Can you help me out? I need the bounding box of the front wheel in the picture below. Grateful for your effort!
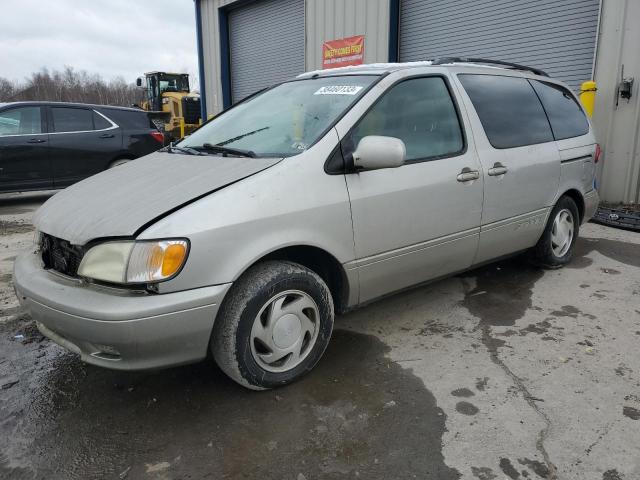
[211,261,334,390]
[530,195,580,268]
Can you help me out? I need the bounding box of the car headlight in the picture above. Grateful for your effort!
[77,239,189,284]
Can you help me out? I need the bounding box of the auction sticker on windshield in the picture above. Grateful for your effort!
[314,85,364,95]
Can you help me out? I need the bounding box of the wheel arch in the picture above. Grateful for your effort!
[108,153,136,169]
[243,245,351,315]
[560,188,585,223]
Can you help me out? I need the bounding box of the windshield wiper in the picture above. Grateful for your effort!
[195,143,257,158]
[162,143,204,156]
[216,126,270,146]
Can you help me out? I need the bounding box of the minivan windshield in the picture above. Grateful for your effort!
[181,75,377,157]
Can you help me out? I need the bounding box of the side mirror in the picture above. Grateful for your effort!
[352,136,406,171]
[136,77,143,87]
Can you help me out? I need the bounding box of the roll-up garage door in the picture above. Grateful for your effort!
[228,0,305,103]
[399,0,600,91]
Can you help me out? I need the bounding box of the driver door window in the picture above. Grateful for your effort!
[349,76,464,162]
[0,106,43,136]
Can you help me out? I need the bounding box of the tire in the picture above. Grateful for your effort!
[530,195,580,268]
[108,158,131,168]
[211,260,334,390]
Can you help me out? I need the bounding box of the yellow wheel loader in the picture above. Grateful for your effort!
[136,72,201,140]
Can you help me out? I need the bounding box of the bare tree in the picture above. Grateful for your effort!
[5,67,143,106]
[0,77,16,101]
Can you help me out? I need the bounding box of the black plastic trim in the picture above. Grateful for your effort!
[560,155,592,164]
[432,57,549,77]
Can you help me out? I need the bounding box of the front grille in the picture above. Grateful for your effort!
[182,97,201,124]
[41,233,84,277]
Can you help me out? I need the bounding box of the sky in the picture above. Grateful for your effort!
[0,0,199,87]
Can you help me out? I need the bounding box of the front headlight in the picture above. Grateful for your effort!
[77,239,189,284]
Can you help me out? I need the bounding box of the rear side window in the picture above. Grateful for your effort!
[458,74,553,149]
[51,107,94,133]
[350,76,464,162]
[530,80,589,140]
[0,107,42,135]
[102,109,155,130]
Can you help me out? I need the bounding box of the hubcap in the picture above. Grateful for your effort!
[250,290,320,373]
[551,208,574,257]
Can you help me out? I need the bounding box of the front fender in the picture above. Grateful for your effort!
[139,131,356,295]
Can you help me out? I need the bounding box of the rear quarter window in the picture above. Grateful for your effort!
[530,80,589,140]
[93,111,112,130]
[99,109,155,130]
[458,74,554,149]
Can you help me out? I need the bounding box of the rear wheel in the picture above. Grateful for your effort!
[211,261,334,390]
[530,195,580,268]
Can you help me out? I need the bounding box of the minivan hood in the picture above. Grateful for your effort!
[33,151,281,245]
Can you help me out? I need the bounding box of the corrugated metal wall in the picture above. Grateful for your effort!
[398,0,600,92]
[229,0,305,102]
[592,0,640,203]
[305,0,390,71]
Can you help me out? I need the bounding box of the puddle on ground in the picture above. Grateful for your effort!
[460,257,544,328]
[458,236,632,359]
[499,458,520,479]
[458,256,545,361]
[569,237,640,269]
[0,322,460,480]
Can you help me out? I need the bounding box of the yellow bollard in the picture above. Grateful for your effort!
[579,80,597,118]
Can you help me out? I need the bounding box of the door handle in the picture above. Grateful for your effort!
[99,133,115,139]
[487,162,508,176]
[27,138,46,144]
[457,168,480,182]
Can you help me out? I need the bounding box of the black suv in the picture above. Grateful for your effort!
[0,101,165,193]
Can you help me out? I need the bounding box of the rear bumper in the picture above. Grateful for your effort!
[583,189,600,223]
[13,250,231,370]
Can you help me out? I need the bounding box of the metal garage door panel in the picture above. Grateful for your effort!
[399,0,600,91]
[229,0,305,103]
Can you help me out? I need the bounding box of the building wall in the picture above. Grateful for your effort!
[199,0,391,116]
[305,0,390,71]
[199,0,235,116]
[592,0,640,203]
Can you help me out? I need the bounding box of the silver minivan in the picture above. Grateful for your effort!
[14,60,600,389]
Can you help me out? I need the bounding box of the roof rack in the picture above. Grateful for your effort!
[431,57,549,77]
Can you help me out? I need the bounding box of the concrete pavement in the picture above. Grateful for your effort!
[1,192,638,480]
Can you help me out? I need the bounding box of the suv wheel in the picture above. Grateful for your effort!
[211,261,334,390]
[109,158,131,168]
[531,195,580,268]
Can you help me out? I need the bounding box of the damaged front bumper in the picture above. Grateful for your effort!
[13,250,231,370]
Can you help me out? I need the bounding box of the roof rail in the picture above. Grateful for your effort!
[431,57,549,77]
